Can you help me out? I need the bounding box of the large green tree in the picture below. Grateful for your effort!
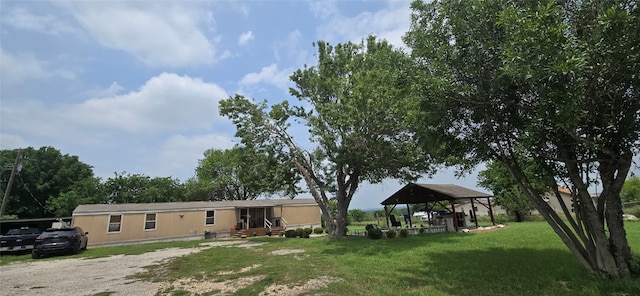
[405,0,639,276]
[47,177,105,217]
[102,172,184,204]
[192,146,299,201]
[220,36,431,236]
[621,175,640,203]
[0,147,98,218]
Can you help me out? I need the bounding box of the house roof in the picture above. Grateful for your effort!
[73,198,318,215]
[380,183,492,205]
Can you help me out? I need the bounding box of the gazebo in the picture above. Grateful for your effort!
[380,183,495,232]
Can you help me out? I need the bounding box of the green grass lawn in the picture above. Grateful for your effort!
[3,221,639,295]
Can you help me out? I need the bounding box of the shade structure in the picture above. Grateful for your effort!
[381,183,492,205]
[380,183,494,231]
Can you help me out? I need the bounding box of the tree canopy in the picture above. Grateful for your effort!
[621,176,640,203]
[0,147,98,218]
[192,146,300,200]
[102,172,185,204]
[405,0,639,277]
[221,36,432,236]
[478,159,546,221]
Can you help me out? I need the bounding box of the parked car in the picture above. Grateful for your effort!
[32,227,88,259]
[0,227,41,253]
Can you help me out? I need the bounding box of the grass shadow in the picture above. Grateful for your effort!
[396,247,640,296]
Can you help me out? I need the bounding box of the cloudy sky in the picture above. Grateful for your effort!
[1,0,487,210]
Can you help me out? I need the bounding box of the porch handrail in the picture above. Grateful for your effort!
[280,217,288,229]
[265,218,272,232]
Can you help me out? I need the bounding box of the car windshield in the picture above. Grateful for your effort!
[6,228,40,235]
[40,228,75,237]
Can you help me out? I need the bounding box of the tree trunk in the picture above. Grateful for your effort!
[335,197,349,236]
[598,153,638,276]
[514,210,524,222]
[292,159,336,235]
[501,151,638,277]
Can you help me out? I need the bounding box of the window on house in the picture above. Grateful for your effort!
[145,213,157,230]
[205,210,215,225]
[108,215,122,233]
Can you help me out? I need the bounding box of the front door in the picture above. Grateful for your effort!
[238,207,274,229]
[239,208,249,230]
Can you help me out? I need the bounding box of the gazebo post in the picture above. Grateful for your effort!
[426,202,432,226]
[406,203,412,228]
[451,200,458,232]
[470,198,479,228]
[487,197,496,225]
[384,205,389,227]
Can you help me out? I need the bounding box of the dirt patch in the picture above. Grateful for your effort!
[218,264,262,275]
[465,224,507,233]
[0,247,205,296]
[0,240,264,296]
[260,276,342,296]
[1,240,333,296]
[270,248,305,255]
[158,274,266,295]
[200,240,265,248]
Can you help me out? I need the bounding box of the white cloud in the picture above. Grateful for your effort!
[316,0,411,48]
[238,31,255,46]
[273,30,309,66]
[1,73,228,147]
[152,133,235,178]
[239,63,292,91]
[1,7,80,36]
[0,134,28,150]
[59,2,217,67]
[308,0,338,19]
[0,48,78,86]
[85,82,125,98]
[70,73,227,133]
[0,49,48,85]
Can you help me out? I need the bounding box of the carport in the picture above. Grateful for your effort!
[380,183,495,232]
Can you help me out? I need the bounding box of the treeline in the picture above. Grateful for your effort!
[0,146,298,219]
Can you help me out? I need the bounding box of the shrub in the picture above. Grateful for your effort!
[285,229,296,238]
[624,205,640,218]
[494,214,510,224]
[365,224,378,232]
[303,228,312,238]
[386,230,396,238]
[295,228,304,238]
[367,228,383,240]
[313,227,324,234]
[419,228,425,234]
[279,230,285,237]
[399,229,409,238]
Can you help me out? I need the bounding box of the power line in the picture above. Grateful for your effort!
[17,173,54,216]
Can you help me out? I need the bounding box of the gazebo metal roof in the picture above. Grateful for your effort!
[380,183,492,205]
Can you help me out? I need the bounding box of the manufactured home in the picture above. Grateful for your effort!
[72,199,321,246]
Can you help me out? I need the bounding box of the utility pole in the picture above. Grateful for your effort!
[1,149,22,217]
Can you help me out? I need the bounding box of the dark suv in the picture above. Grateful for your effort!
[32,227,89,259]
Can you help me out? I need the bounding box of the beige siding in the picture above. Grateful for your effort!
[74,208,238,246]
[454,202,506,216]
[72,200,321,245]
[281,205,321,228]
[543,191,574,213]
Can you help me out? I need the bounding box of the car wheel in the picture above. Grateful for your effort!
[32,251,40,259]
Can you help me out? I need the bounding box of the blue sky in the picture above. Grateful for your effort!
[1,0,488,210]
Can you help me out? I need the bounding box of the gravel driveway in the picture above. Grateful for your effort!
[0,241,253,296]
